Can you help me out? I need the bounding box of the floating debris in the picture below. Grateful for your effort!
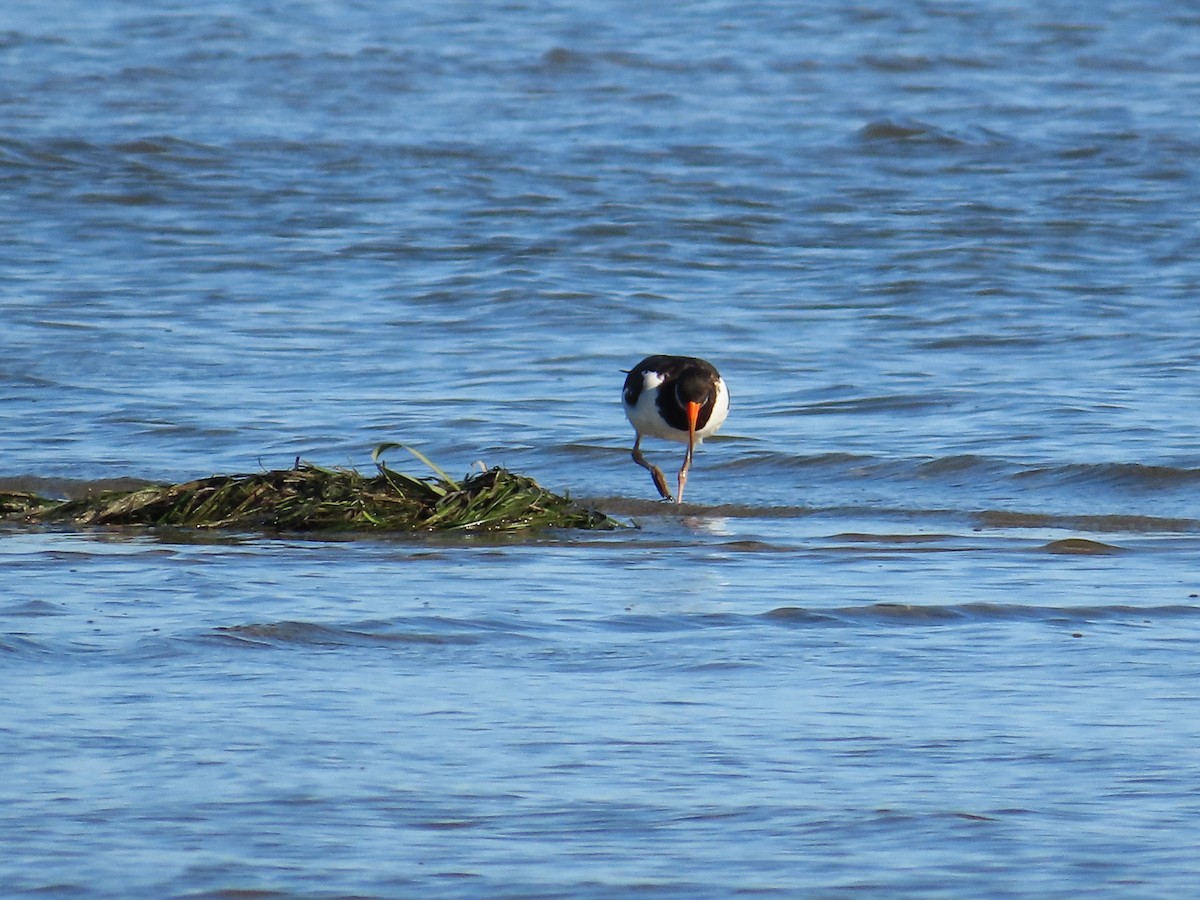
[3,444,617,535]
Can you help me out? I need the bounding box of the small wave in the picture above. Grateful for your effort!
[208,621,484,649]
[860,120,955,144]
[0,135,228,181]
[0,599,64,617]
[763,602,1200,626]
[585,603,1200,640]
[1016,462,1200,491]
[600,49,736,75]
[831,532,955,545]
[538,46,593,72]
[629,452,1199,497]
[857,119,1007,149]
[974,510,1200,534]
[1040,538,1123,555]
[719,451,878,473]
[795,394,947,415]
[583,495,1200,535]
[860,54,936,73]
[918,333,1049,350]
[587,496,821,519]
[710,450,1012,489]
[79,190,167,207]
[914,454,1003,477]
[0,634,55,655]
[204,616,541,650]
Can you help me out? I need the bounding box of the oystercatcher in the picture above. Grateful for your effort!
[622,355,729,503]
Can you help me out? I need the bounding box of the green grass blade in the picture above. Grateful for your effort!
[373,442,460,490]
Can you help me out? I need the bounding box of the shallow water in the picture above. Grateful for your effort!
[3,1,1200,896]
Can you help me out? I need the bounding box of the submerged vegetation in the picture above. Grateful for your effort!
[2,444,616,535]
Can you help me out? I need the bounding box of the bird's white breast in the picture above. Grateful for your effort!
[625,372,729,445]
[698,377,730,441]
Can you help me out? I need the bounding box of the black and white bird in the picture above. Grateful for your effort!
[622,355,729,503]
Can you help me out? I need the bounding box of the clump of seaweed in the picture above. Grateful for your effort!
[0,491,57,519]
[4,444,616,534]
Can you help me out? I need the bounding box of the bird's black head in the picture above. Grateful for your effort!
[673,369,715,407]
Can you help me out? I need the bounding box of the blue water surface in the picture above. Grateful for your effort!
[3,1,1200,896]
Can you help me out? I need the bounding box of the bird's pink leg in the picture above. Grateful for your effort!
[676,439,694,504]
[631,434,673,501]
[676,400,700,505]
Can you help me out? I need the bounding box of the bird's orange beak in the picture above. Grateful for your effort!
[686,400,700,445]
